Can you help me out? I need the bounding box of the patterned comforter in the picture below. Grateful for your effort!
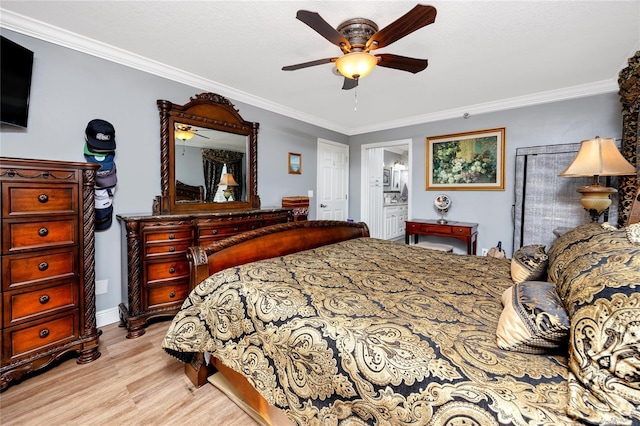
[163,238,577,425]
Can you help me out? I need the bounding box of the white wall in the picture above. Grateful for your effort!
[348,92,622,256]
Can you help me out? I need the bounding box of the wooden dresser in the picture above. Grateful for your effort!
[1,157,101,389]
[116,208,292,338]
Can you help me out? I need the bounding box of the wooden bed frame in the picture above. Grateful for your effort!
[183,220,370,423]
[175,179,204,202]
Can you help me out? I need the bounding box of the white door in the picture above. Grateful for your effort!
[317,139,349,220]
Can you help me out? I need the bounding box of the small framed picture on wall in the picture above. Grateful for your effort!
[288,152,301,174]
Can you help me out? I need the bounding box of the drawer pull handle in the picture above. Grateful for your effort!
[169,247,175,253]
[169,267,175,274]
[169,234,175,240]
[169,292,176,298]
[39,329,50,339]
[38,194,49,203]
[212,230,218,235]
[38,262,49,271]
[38,227,49,237]
[234,227,239,232]
[39,294,50,304]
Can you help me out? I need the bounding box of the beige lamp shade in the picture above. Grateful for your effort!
[219,173,239,201]
[559,137,635,177]
[335,52,378,80]
[559,137,636,222]
[218,173,239,187]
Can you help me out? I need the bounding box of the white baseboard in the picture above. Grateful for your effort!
[96,307,120,328]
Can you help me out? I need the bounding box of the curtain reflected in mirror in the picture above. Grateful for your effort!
[202,149,244,202]
[173,123,247,203]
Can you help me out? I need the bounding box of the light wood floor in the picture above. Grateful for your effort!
[0,321,259,426]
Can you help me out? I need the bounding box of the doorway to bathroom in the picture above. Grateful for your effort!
[360,139,411,239]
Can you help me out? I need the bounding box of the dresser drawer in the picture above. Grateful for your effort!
[144,229,193,244]
[3,218,77,253]
[2,248,77,290]
[145,281,190,309]
[2,184,76,217]
[3,311,79,361]
[3,281,78,326]
[145,241,192,258]
[197,219,262,245]
[145,259,190,284]
[143,228,193,259]
[452,226,473,236]
[407,222,451,234]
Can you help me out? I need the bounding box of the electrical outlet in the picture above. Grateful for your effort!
[95,279,108,295]
[481,248,489,256]
[307,190,314,198]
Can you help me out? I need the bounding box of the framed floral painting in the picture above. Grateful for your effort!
[426,127,505,190]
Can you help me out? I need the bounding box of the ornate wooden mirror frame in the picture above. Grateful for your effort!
[155,92,260,214]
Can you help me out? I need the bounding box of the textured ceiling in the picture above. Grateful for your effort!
[1,1,639,135]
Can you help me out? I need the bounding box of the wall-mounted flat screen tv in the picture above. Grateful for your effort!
[1,36,34,128]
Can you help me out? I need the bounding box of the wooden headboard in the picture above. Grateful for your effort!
[175,180,204,202]
[187,220,370,289]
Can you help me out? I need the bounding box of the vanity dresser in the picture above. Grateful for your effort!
[117,93,292,338]
[1,157,101,389]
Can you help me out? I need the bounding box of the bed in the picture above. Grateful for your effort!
[162,220,640,425]
[175,179,205,202]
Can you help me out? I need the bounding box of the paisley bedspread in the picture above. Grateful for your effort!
[163,238,577,425]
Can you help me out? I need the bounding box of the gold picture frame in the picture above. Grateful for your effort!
[288,152,302,174]
[426,127,506,190]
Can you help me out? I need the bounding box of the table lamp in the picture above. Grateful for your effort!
[559,137,636,222]
[218,173,239,201]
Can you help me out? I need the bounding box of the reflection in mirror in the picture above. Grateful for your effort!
[156,92,260,214]
[174,123,247,203]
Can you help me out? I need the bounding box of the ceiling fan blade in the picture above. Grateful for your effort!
[282,57,337,71]
[296,10,351,52]
[342,77,358,90]
[376,53,428,74]
[194,133,210,139]
[366,5,437,50]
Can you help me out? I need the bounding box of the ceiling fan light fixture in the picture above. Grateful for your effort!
[175,129,195,141]
[335,52,378,80]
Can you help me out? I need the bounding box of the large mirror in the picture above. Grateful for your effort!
[155,93,260,214]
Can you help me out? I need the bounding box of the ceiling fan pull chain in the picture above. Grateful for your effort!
[354,85,358,111]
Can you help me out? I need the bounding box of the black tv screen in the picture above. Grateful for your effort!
[1,36,34,128]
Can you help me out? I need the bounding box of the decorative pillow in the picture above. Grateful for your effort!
[627,222,640,244]
[546,223,606,287]
[496,281,569,354]
[510,244,548,283]
[556,223,640,424]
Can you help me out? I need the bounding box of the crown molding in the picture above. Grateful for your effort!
[0,9,350,135]
[1,8,620,137]
[349,79,619,135]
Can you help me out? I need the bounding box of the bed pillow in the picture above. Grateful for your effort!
[510,244,548,283]
[558,224,640,424]
[496,280,569,354]
[546,223,606,287]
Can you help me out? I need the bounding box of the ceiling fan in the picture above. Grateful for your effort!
[282,4,437,90]
[174,124,210,141]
